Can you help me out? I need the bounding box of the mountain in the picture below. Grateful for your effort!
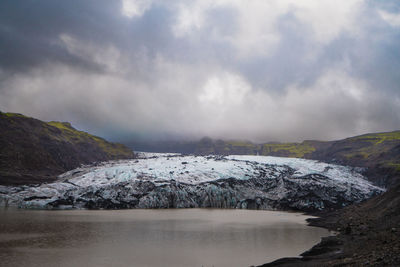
[308,132,400,187]
[0,112,134,185]
[129,132,400,187]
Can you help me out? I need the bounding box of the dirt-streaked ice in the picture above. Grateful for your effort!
[0,153,384,210]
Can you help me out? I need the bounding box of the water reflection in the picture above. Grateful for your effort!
[0,208,329,267]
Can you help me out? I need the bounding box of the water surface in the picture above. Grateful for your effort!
[0,208,329,267]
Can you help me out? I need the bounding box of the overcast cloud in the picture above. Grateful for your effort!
[0,0,399,143]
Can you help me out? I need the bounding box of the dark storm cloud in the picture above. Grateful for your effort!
[0,0,399,143]
[0,1,121,72]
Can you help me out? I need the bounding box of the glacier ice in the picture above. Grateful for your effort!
[0,153,384,211]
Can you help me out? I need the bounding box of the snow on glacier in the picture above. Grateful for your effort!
[60,153,375,190]
[226,155,375,194]
[59,155,250,187]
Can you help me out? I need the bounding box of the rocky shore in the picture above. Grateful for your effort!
[260,183,400,266]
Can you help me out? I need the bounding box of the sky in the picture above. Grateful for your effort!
[0,0,400,143]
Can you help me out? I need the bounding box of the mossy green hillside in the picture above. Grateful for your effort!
[331,131,400,166]
[351,131,400,144]
[3,112,29,118]
[191,138,317,157]
[221,141,259,155]
[0,111,134,185]
[261,142,316,158]
[46,121,133,159]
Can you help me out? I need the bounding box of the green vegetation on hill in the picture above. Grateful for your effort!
[0,112,134,185]
[3,112,29,118]
[191,140,318,158]
[260,142,316,157]
[313,131,400,166]
[215,140,259,155]
[46,121,133,159]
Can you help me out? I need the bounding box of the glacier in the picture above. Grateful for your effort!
[0,153,384,211]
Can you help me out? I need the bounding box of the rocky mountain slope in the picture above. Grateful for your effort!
[0,112,134,185]
[309,131,400,187]
[0,153,383,210]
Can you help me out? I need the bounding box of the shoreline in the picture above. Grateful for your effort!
[259,210,344,266]
[260,184,400,266]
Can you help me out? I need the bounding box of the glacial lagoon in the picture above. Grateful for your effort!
[0,208,330,267]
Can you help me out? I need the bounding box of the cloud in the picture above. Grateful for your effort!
[0,0,399,143]
[121,0,153,18]
[59,34,122,73]
[379,10,400,27]
[171,0,363,57]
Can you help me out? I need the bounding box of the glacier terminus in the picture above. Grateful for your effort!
[0,153,384,211]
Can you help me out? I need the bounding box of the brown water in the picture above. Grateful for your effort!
[0,208,329,267]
